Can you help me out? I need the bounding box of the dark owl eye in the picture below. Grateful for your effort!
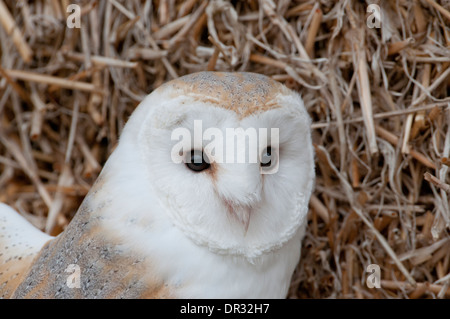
[261,147,272,167]
[186,150,210,172]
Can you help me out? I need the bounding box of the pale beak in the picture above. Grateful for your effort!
[235,207,251,233]
[224,200,252,234]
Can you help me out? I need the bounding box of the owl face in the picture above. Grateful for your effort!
[118,72,314,260]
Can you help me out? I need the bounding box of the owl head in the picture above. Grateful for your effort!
[101,72,315,260]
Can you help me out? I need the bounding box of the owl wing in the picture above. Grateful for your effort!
[0,203,53,298]
[4,185,173,299]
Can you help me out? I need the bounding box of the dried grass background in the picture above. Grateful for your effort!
[0,0,449,299]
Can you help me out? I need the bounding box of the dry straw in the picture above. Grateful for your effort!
[0,0,449,298]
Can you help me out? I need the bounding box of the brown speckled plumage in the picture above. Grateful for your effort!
[3,174,173,299]
[159,72,289,118]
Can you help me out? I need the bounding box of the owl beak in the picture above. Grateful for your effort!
[236,207,251,234]
[224,200,252,234]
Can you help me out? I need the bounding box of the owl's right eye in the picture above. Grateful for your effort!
[260,146,272,167]
[185,150,210,172]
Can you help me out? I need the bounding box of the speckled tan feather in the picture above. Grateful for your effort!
[158,72,289,119]
[0,207,52,298]
[7,175,173,299]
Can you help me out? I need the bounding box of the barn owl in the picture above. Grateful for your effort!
[0,72,315,298]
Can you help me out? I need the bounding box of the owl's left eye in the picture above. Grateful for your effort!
[186,150,210,172]
[261,147,272,167]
